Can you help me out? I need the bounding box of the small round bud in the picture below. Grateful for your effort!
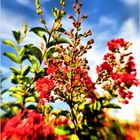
[83,14,88,18]
[68,14,73,19]
[80,2,83,7]
[89,46,92,49]
[84,50,87,53]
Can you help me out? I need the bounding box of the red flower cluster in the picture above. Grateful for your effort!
[107,38,125,52]
[96,38,139,104]
[111,72,139,87]
[46,64,56,75]
[1,109,55,140]
[96,62,113,74]
[36,77,55,101]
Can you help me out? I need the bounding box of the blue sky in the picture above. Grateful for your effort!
[1,0,140,120]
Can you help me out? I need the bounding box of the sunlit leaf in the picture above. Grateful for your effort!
[3,52,20,64]
[94,101,101,110]
[10,67,21,75]
[68,134,79,140]
[10,73,18,84]
[28,54,39,70]
[13,30,21,43]
[22,65,31,76]
[30,27,49,39]
[45,47,57,59]
[28,46,42,63]
[55,27,65,33]
[103,103,121,109]
[47,38,70,48]
[10,93,23,103]
[55,125,70,135]
[3,40,18,52]
[25,96,36,102]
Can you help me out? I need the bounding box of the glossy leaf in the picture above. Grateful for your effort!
[45,47,57,59]
[10,67,21,75]
[19,44,34,56]
[10,93,23,103]
[28,55,39,70]
[13,31,21,43]
[55,27,65,33]
[9,86,22,93]
[25,96,36,102]
[103,103,121,109]
[94,101,101,111]
[52,7,59,20]
[22,65,31,76]
[47,38,70,48]
[28,46,42,63]
[3,40,18,52]
[10,73,18,84]
[54,125,70,135]
[68,134,79,140]
[3,52,20,64]
[30,27,49,39]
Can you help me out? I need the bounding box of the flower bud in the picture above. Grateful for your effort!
[80,2,83,7]
[68,14,73,19]
[84,50,87,53]
[83,14,88,18]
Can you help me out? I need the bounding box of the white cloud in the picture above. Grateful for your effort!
[113,18,140,121]
[118,18,138,39]
[15,0,51,8]
[16,0,30,6]
[1,8,26,40]
[119,0,138,5]
[98,16,116,27]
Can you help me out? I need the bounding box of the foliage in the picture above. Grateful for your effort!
[0,0,139,140]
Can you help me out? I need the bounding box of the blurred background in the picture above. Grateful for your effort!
[0,0,140,122]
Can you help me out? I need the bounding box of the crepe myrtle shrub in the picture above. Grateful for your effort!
[1,0,139,139]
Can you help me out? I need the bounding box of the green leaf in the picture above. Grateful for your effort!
[1,77,7,82]
[19,46,26,56]
[13,30,21,43]
[52,7,59,20]
[3,40,18,52]
[28,46,42,63]
[1,89,8,94]
[30,27,49,39]
[28,55,39,70]
[19,44,33,56]
[21,77,31,83]
[94,101,101,111]
[10,93,23,103]
[10,73,18,84]
[68,134,79,140]
[47,38,70,48]
[3,52,20,64]
[10,67,21,75]
[103,103,121,109]
[55,27,65,33]
[22,65,31,76]
[23,23,28,36]
[45,47,57,59]
[25,96,36,102]
[54,125,70,135]
[79,102,88,111]
[67,73,71,79]
[9,86,22,93]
